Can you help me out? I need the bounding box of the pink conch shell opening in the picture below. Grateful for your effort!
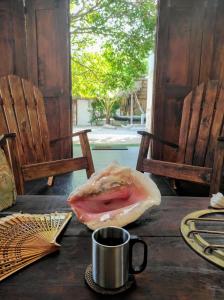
[68,164,161,230]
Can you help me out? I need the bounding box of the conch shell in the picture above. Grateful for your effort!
[210,193,224,208]
[68,164,161,230]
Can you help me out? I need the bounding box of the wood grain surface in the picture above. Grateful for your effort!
[0,75,94,193]
[137,80,224,194]
[0,195,223,299]
[153,0,224,164]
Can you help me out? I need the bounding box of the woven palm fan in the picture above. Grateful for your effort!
[0,212,72,281]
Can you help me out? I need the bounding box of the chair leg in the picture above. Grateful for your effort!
[47,176,54,186]
[15,176,25,195]
[210,139,224,195]
[79,132,95,178]
[136,134,151,172]
[170,179,178,190]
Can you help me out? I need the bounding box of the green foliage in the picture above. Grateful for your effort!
[70,0,157,99]
[71,52,110,98]
[89,99,105,125]
[90,97,120,125]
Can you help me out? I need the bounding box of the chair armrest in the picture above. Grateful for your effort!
[137,131,179,149]
[0,133,16,146]
[22,157,88,181]
[50,129,91,144]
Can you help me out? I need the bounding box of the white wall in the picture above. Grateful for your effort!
[77,99,92,126]
[146,53,154,131]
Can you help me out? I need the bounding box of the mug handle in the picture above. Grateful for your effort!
[129,235,148,274]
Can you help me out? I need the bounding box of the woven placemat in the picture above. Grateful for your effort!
[84,264,136,295]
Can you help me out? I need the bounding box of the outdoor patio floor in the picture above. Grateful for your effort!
[25,143,175,195]
[25,126,210,196]
[73,125,142,145]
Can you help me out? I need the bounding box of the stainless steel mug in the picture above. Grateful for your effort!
[92,226,147,289]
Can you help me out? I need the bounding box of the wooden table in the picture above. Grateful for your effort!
[0,196,223,300]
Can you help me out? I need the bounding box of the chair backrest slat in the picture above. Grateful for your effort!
[184,83,204,164]
[8,75,37,164]
[179,80,224,167]
[193,81,218,166]
[205,85,224,167]
[177,91,192,163]
[22,79,45,162]
[33,86,51,161]
[0,76,25,163]
[0,101,8,134]
[0,75,52,165]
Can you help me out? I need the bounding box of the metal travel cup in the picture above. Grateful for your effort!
[92,226,147,289]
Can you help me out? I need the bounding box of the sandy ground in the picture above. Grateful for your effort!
[73,125,145,144]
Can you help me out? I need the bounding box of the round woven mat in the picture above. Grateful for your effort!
[84,264,136,295]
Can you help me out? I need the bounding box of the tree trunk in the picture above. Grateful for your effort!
[106,115,110,124]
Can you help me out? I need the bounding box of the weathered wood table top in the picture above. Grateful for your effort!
[0,196,223,300]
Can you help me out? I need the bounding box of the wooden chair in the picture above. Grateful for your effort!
[137,80,224,195]
[0,75,94,194]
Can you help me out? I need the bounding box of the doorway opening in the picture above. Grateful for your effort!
[70,0,157,173]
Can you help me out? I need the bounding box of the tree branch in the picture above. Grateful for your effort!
[72,58,100,78]
[71,0,103,20]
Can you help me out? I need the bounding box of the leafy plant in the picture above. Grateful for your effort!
[90,97,120,125]
[70,0,156,121]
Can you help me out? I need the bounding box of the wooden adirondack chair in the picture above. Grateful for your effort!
[0,75,94,194]
[137,80,224,195]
